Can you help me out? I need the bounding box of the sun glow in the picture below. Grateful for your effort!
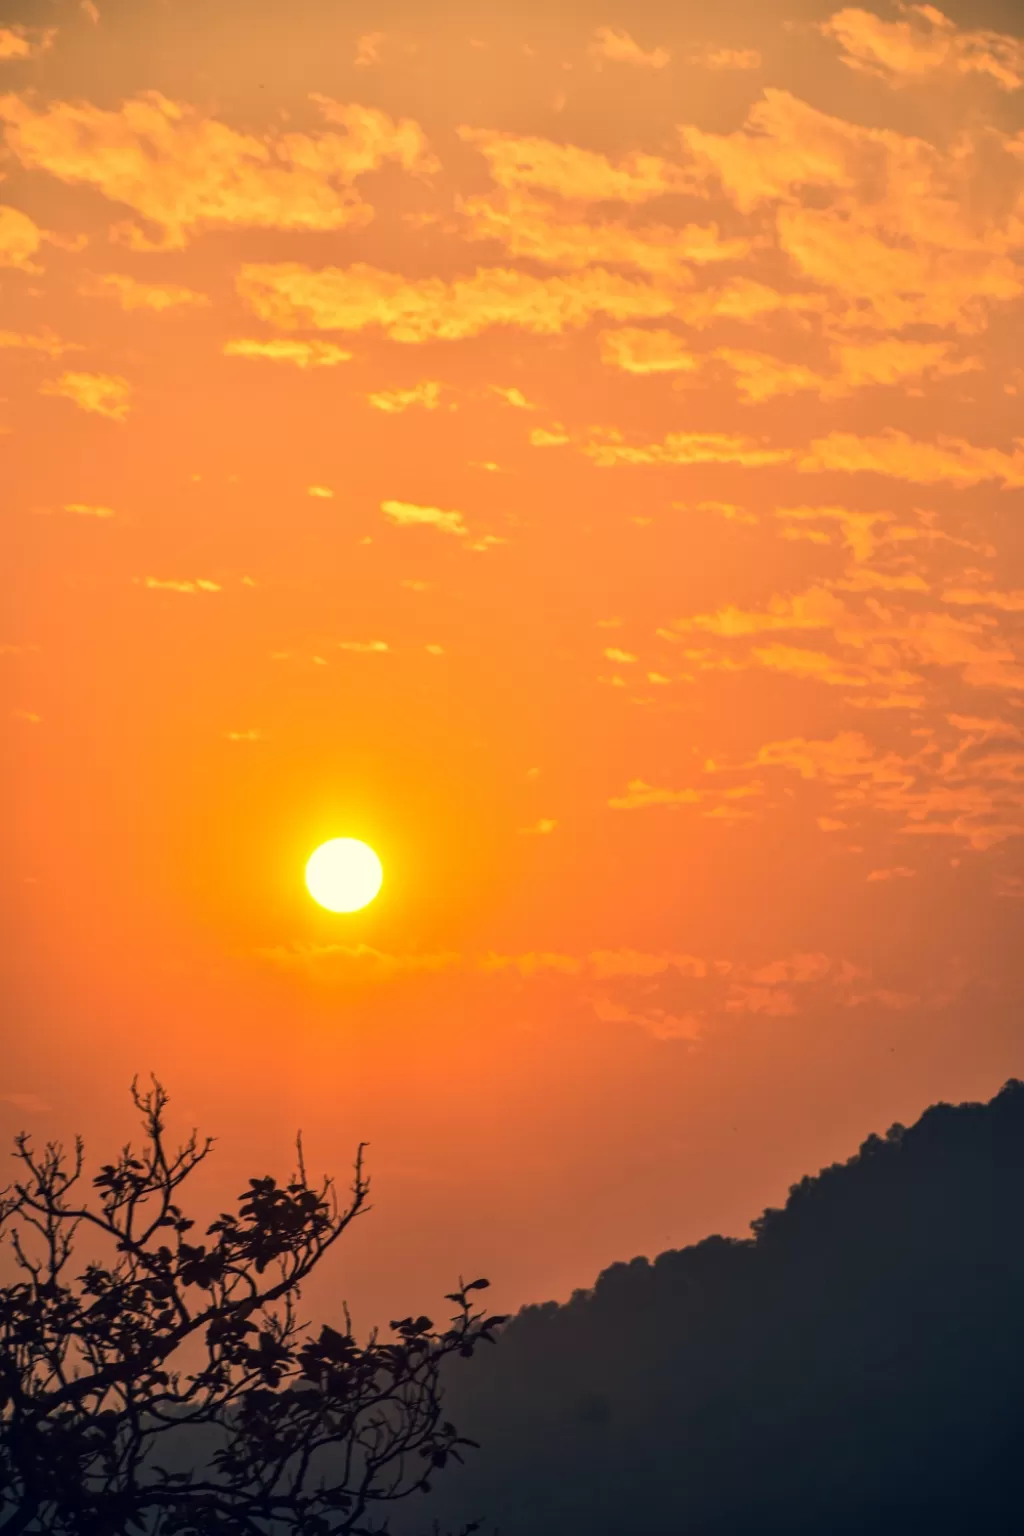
[305,838,383,913]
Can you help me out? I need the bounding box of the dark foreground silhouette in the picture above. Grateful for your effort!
[0,1079,503,1536]
[400,1079,1024,1536]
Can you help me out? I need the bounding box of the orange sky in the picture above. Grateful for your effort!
[2,0,1023,1331]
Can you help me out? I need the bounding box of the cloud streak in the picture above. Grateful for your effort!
[0,93,436,249]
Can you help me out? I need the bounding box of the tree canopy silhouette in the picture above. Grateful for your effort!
[400,1079,1024,1536]
[0,1078,504,1536]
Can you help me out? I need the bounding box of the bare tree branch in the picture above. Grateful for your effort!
[0,1080,505,1535]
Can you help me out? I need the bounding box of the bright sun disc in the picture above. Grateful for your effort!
[305,838,383,913]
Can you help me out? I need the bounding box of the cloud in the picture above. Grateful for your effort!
[866,866,917,881]
[713,348,824,402]
[0,26,56,60]
[677,88,1024,334]
[63,502,115,517]
[589,950,707,979]
[78,272,211,310]
[223,338,352,368]
[664,516,1024,701]
[752,643,900,691]
[307,485,333,498]
[773,504,897,564]
[821,4,1024,92]
[606,780,763,818]
[0,92,436,249]
[708,340,976,403]
[599,328,699,374]
[137,577,221,593]
[824,338,982,394]
[696,47,762,71]
[775,205,1021,336]
[257,942,464,977]
[680,499,758,525]
[235,261,681,341]
[529,425,570,447]
[337,639,389,652]
[751,952,837,986]
[257,943,719,988]
[354,31,385,67]
[589,26,670,70]
[588,949,866,1037]
[380,499,468,537]
[39,371,131,421]
[250,936,937,1037]
[591,997,701,1040]
[0,203,42,269]
[676,278,831,329]
[581,428,793,469]
[490,385,536,409]
[754,719,1024,850]
[942,587,1024,613]
[0,328,80,356]
[458,202,737,278]
[457,125,685,203]
[756,731,913,789]
[609,781,703,810]
[678,88,881,213]
[670,587,845,639]
[519,819,557,835]
[368,380,443,412]
[798,429,1024,488]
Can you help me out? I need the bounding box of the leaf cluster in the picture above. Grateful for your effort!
[0,1079,505,1536]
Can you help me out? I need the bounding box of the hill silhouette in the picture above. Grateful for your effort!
[399,1079,1024,1535]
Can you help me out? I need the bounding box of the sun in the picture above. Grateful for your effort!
[305,838,383,913]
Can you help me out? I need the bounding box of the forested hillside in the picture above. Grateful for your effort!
[405,1080,1024,1535]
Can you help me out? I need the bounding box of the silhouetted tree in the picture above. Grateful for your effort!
[0,1078,504,1535]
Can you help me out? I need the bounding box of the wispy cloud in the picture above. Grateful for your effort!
[599,328,699,374]
[821,3,1024,92]
[0,204,42,270]
[223,338,353,367]
[64,502,115,518]
[136,577,221,593]
[79,272,211,311]
[799,430,1024,488]
[457,126,683,202]
[0,26,56,60]
[582,428,793,468]
[589,26,670,70]
[695,46,762,71]
[39,371,131,421]
[0,94,437,249]
[0,328,80,357]
[380,499,468,537]
[237,261,679,341]
[368,380,443,412]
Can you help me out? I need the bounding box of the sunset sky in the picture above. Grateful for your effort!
[2,0,1023,1330]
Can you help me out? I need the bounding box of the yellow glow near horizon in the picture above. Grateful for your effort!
[305,838,383,913]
